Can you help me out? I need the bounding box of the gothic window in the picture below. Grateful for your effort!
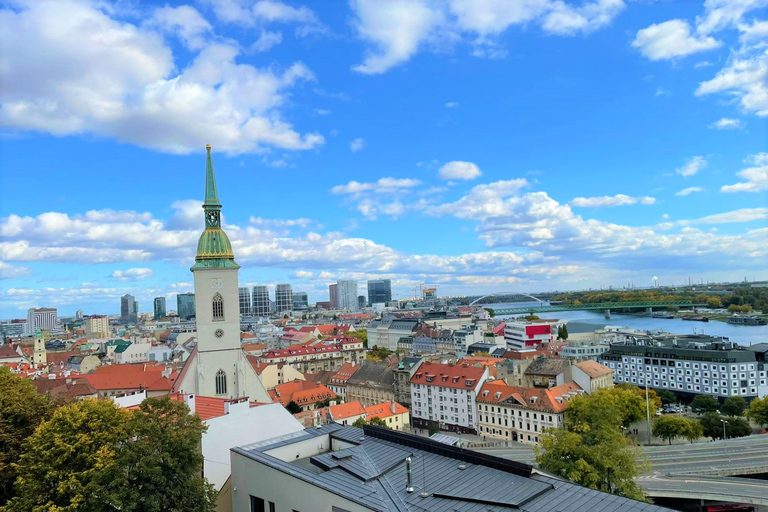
[215,369,227,395]
[212,293,224,321]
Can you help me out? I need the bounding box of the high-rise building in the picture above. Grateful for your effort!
[358,295,366,309]
[177,292,196,320]
[133,300,139,317]
[367,279,392,306]
[275,284,293,313]
[153,297,166,320]
[336,280,358,311]
[120,294,137,323]
[329,284,338,309]
[25,308,58,333]
[85,315,110,338]
[173,144,270,402]
[239,287,252,317]
[252,285,270,317]
[75,310,84,320]
[292,291,309,311]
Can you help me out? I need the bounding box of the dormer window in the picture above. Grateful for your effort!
[494,392,501,399]
[465,380,474,387]
[482,390,489,397]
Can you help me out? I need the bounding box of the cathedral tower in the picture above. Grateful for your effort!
[175,145,270,402]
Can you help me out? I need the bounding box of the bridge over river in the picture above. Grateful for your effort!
[480,300,707,316]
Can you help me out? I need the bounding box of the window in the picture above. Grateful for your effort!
[250,496,265,512]
[212,293,224,321]
[215,369,227,395]
[269,503,276,512]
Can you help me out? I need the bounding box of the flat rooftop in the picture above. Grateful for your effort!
[233,424,672,512]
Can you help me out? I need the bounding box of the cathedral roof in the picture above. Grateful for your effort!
[193,144,239,270]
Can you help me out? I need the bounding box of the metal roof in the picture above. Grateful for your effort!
[232,424,673,512]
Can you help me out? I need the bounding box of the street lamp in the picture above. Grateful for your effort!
[720,418,730,463]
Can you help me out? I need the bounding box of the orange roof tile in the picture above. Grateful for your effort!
[574,359,613,378]
[365,401,408,419]
[476,381,583,413]
[410,361,486,390]
[270,379,336,406]
[328,401,366,420]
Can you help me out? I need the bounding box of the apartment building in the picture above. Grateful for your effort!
[346,361,395,407]
[601,336,768,399]
[504,320,556,350]
[409,361,488,434]
[476,381,585,444]
[258,339,365,374]
[85,315,110,338]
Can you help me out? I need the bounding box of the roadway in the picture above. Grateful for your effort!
[475,435,768,476]
[475,436,768,505]
[487,300,706,316]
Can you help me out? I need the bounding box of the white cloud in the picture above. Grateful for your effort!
[0,0,323,155]
[205,0,325,36]
[632,19,720,61]
[350,0,625,74]
[438,161,482,180]
[541,0,625,36]
[676,156,707,177]
[252,30,283,52]
[330,177,422,196]
[571,194,656,207]
[695,0,767,35]
[249,217,315,228]
[111,268,154,282]
[696,49,768,117]
[686,208,768,225]
[708,118,744,129]
[0,261,32,280]
[721,153,768,192]
[445,101,459,108]
[676,186,706,196]
[313,108,332,115]
[655,86,672,97]
[350,137,367,152]
[430,179,530,219]
[149,5,212,50]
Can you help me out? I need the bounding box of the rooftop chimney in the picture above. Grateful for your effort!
[406,456,414,493]
[183,394,196,414]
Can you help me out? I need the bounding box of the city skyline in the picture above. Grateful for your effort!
[1,0,767,317]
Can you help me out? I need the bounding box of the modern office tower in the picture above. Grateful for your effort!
[329,284,338,309]
[25,307,58,333]
[120,294,137,323]
[75,310,84,320]
[153,297,167,320]
[133,300,139,317]
[177,292,196,320]
[275,284,293,313]
[358,295,366,310]
[367,279,392,306]
[336,280,358,311]
[292,291,309,311]
[239,287,252,317]
[252,285,270,317]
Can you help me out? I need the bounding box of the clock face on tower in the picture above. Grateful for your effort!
[206,210,219,227]
[211,278,223,288]
[215,329,224,338]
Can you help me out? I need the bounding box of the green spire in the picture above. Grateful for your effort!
[204,143,219,206]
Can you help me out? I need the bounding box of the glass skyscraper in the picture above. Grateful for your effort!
[275,284,293,313]
[252,285,271,317]
[367,279,392,306]
[153,297,166,320]
[177,292,196,320]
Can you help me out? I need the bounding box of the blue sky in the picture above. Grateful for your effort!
[1,0,766,317]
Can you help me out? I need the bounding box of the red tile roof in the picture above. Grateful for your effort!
[269,379,336,406]
[0,344,23,359]
[476,381,583,413]
[574,359,613,378]
[170,394,234,420]
[365,401,408,419]
[328,401,366,420]
[410,361,486,390]
[330,362,360,385]
[79,364,176,392]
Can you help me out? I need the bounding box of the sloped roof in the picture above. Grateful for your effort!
[347,361,394,390]
[410,361,485,390]
[477,381,584,413]
[574,359,613,378]
[328,401,366,420]
[330,362,360,385]
[364,401,408,419]
[0,344,22,359]
[171,394,231,420]
[80,364,175,391]
[524,357,569,376]
[269,379,336,406]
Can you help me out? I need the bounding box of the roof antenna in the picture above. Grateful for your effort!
[405,456,414,493]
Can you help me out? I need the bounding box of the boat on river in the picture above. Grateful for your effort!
[681,315,709,322]
[728,316,767,326]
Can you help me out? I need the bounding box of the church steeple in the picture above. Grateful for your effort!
[192,144,239,269]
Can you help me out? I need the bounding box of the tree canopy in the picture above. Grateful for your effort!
[699,412,751,441]
[653,416,702,445]
[747,396,768,427]
[0,367,58,506]
[536,387,649,502]
[656,389,676,405]
[690,394,720,414]
[352,416,389,429]
[2,382,216,512]
[720,396,747,417]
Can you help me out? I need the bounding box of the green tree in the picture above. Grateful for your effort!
[7,399,132,511]
[348,329,368,348]
[653,416,690,445]
[720,396,747,417]
[747,396,768,427]
[656,389,676,405]
[611,385,660,426]
[536,423,648,501]
[706,297,722,309]
[427,420,440,436]
[691,395,720,414]
[352,416,389,429]
[105,397,216,512]
[524,314,540,321]
[0,368,57,506]
[683,419,704,444]
[666,305,679,313]
[285,401,302,414]
[367,345,393,361]
[484,308,495,318]
[699,412,751,440]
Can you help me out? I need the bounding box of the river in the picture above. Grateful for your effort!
[488,302,768,346]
